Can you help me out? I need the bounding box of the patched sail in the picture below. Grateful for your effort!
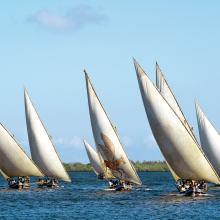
[84,140,114,179]
[134,59,220,184]
[0,124,43,177]
[24,89,71,182]
[85,71,142,185]
[196,103,220,176]
[156,63,197,143]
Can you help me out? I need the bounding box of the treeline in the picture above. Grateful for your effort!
[63,161,169,172]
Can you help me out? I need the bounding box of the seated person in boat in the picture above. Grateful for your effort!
[109,179,120,188]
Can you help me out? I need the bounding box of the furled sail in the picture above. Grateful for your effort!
[156,63,197,143]
[0,124,43,177]
[83,140,105,176]
[196,103,220,176]
[85,71,142,185]
[134,59,220,184]
[24,89,71,182]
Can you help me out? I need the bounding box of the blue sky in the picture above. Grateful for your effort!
[0,1,220,163]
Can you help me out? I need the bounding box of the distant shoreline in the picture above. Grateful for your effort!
[63,161,169,172]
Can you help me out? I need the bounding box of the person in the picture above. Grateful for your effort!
[98,173,104,180]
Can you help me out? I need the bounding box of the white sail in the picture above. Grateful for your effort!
[196,103,220,177]
[85,71,142,185]
[83,140,114,179]
[134,59,220,184]
[155,63,185,181]
[24,89,71,182]
[156,63,197,143]
[83,140,104,176]
[166,162,180,182]
[0,169,9,180]
[0,123,43,177]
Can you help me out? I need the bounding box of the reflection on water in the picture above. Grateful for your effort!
[0,172,220,219]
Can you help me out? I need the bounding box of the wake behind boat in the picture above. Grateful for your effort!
[84,70,142,191]
[24,89,71,188]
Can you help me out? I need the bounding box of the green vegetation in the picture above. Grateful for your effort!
[63,161,169,172]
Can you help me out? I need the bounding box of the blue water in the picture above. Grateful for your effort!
[0,172,220,219]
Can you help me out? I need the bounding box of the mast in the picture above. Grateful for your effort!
[24,89,71,182]
[85,70,142,185]
[134,59,220,184]
[196,103,220,176]
[0,123,43,177]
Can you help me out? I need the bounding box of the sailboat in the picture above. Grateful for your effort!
[196,103,220,177]
[83,140,114,180]
[134,59,220,195]
[24,89,71,187]
[84,70,142,190]
[155,63,181,182]
[0,123,43,189]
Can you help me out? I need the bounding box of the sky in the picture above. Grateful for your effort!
[0,1,220,163]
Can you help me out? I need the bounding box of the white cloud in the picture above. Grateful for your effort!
[30,5,108,32]
[69,136,83,148]
[33,11,73,31]
[121,135,133,147]
[53,136,83,149]
[143,134,157,148]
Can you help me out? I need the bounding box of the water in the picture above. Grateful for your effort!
[0,172,220,219]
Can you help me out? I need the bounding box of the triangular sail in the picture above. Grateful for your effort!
[166,162,180,182]
[0,123,43,177]
[24,89,71,182]
[83,140,113,178]
[0,169,9,180]
[196,103,220,176]
[156,63,197,143]
[85,71,142,185]
[134,59,220,184]
[155,63,184,181]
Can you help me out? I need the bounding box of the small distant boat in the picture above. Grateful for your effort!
[83,140,113,180]
[0,123,43,189]
[134,59,220,196]
[85,70,142,191]
[196,103,220,177]
[24,89,71,187]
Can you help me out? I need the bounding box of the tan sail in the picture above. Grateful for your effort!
[85,71,142,185]
[134,59,220,184]
[196,103,220,176]
[24,89,71,182]
[0,123,43,177]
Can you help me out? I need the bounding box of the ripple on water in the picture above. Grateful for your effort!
[0,172,220,219]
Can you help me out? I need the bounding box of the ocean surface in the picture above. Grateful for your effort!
[0,172,220,219]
